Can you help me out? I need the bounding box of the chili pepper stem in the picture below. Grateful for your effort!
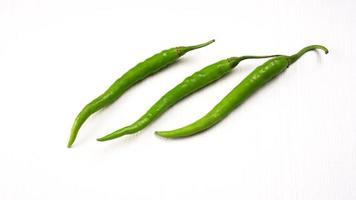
[229,55,283,67]
[288,45,328,65]
[177,39,215,56]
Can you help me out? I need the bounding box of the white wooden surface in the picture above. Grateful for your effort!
[0,0,355,199]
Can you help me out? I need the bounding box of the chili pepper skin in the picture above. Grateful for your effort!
[155,45,328,138]
[67,40,215,147]
[97,54,281,142]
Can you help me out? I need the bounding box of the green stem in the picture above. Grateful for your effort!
[288,45,329,64]
[177,39,215,56]
[229,54,283,67]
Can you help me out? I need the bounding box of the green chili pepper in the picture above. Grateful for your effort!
[97,54,281,141]
[155,45,328,138]
[68,40,215,147]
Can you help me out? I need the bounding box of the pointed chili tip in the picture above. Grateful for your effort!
[155,131,180,139]
[97,131,123,141]
[97,134,112,141]
[67,138,74,148]
[155,131,168,137]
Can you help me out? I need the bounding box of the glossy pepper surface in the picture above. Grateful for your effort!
[97,55,280,141]
[68,40,215,147]
[156,45,328,138]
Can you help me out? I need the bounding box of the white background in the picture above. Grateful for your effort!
[0,0,355,199]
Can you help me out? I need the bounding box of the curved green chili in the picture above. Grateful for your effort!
[97,54,281,141]
[68,40,215,147]
[155,45,328,138]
